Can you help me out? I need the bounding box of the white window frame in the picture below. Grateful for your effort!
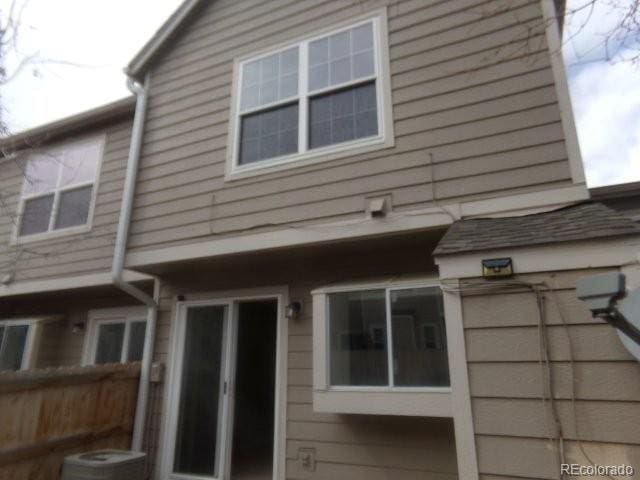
[311,276,453,417]
[0,318,43,371]
[12,133,106,245]
[83,307,148,365]
[225,8,394,180]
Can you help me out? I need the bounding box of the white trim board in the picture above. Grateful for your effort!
[540,0,586,185]
[0,270,153,298]
[313,389,452,417]
[436,237,640,280]
[442,280,479,480]
[126,185,589,269]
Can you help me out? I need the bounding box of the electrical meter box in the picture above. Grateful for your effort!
[61,450,146,480]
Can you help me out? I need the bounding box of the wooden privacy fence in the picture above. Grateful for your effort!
[0,363,140,480]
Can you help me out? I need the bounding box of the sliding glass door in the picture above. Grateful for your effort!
[165,297,280,480]
[169,304,231,480]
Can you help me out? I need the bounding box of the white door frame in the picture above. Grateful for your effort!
[159,286,289,480]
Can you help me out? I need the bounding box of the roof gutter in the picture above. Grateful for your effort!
[111,73,158,452]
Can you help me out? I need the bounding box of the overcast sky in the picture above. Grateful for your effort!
[1,0,638,187]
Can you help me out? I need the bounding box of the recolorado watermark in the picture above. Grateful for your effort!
[561,464,635,477]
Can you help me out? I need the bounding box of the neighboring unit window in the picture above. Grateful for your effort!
[93,319,147,364]
[233,16,387,171]
[18,138,102,238]
[0,322,32,371]
[327,286,450,388]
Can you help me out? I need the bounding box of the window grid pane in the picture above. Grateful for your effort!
[309,81,378,149]
[239,103,299,165]
[241,47,299,111]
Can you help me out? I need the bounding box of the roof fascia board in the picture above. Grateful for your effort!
[0,270,153,298]
[125,0,204,80]
[0,96,135,154]
[436,237,640,280]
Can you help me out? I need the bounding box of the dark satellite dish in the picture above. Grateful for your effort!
[577,272,640,362]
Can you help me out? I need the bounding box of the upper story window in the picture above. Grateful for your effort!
[16,136,103,241]
[228,12,393,178]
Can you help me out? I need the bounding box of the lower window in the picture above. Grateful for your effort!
[0,321,36,371]
[86,308,147,365]
[327,284,450,388]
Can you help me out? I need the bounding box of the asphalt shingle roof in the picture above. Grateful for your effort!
[434,202,640,256]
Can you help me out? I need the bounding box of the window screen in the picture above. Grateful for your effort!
[308,22,374,92]
[20,194,54,236]
[239,104,298,165]
[54,186,93,230]
[309,82,378,149]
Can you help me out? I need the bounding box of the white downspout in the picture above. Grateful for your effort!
[112,72,158,452]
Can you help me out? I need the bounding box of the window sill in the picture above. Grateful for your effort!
[313,388,452,417]
[225,134,394,182]
[11,224,92,246]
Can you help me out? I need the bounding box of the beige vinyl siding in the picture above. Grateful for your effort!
[35,318,85,368]
[128,0,574,254]
[143,236,458,479]
[461,269,640,479]
[0,118,132,283]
